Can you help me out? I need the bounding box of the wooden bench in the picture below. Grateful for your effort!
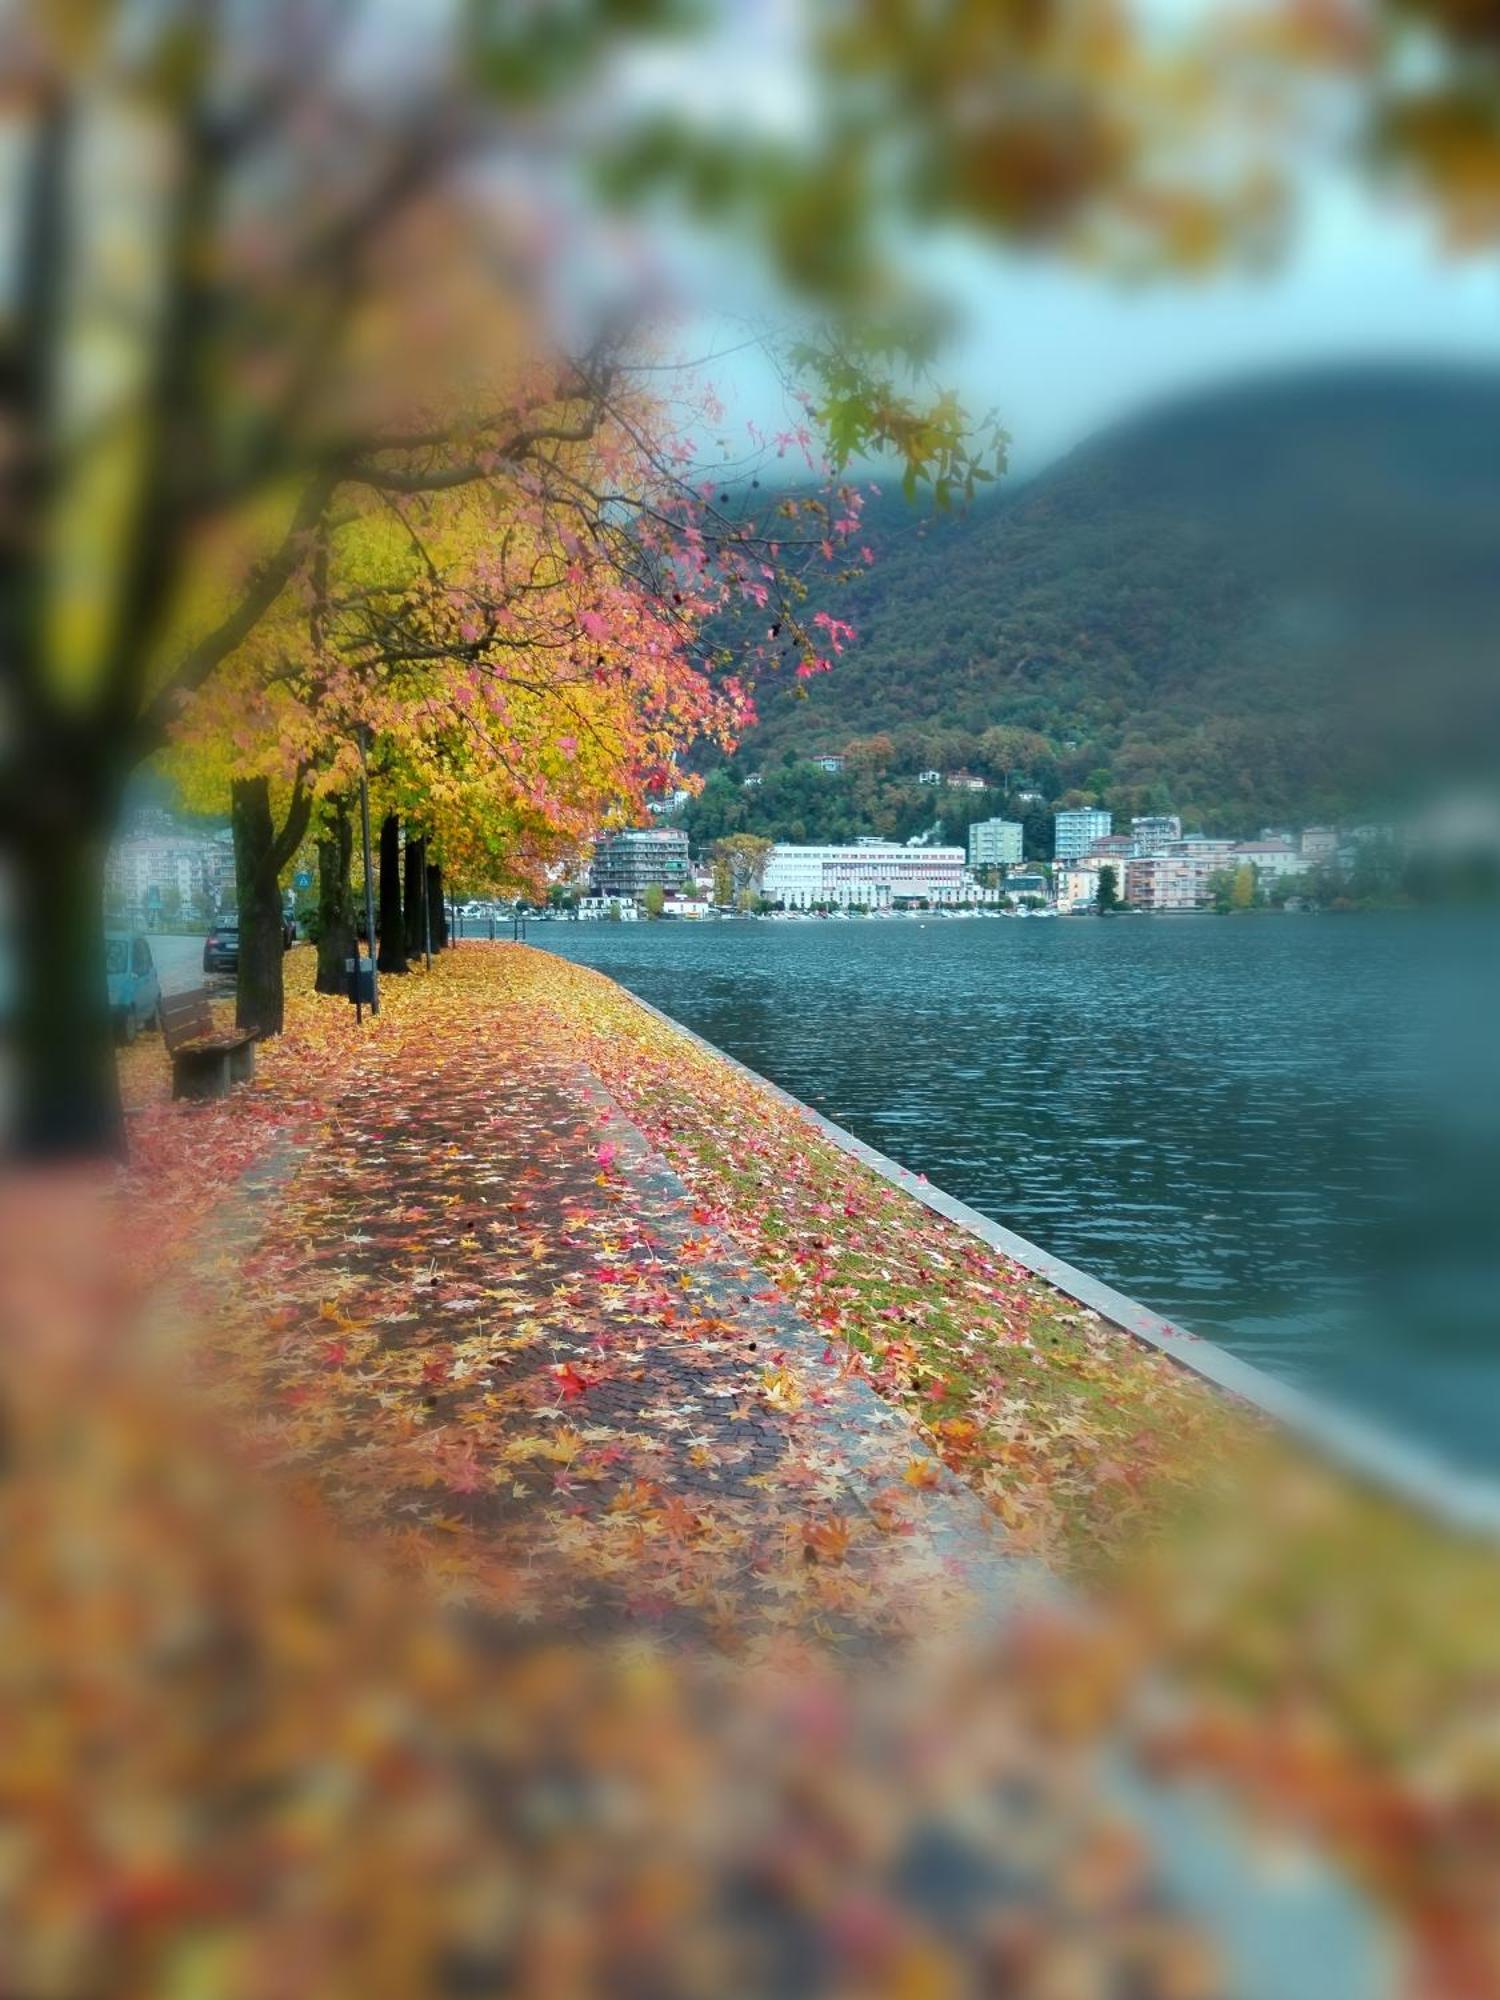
[162,987,258,1102]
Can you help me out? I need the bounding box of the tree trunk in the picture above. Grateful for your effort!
[315,796,356,995]
[7,823,125,1159]
[376,813,407,973]
[404,833,426,960]
[427,863,447,951]
[232,778,288,1037]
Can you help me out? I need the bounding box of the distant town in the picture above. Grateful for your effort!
[108,782,1496,933]
[574,810,1448,922]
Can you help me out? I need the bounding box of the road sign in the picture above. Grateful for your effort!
[294,870,312,891]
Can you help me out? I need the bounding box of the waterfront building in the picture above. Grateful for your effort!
[1053,807,1112,860]
[1055,855,1120,913]
[1300,826,1337,864]
[1055,864,1099,913]
[763,842,966,908]
[1002,869,1050,904]
[1129,815,1182,855]
[590,828,692,900]
[1231,839,1302,881]
[967,817,1024,867]
[1124,839,1235,911]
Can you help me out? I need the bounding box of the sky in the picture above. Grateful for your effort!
[686,179,1500,480]
[621,0,1500,480]
[920,194,1500,475]
[363,0,1500,482]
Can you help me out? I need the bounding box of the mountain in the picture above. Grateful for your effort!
[721,363,1500,835]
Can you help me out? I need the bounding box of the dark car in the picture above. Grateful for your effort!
[203,914,239,974]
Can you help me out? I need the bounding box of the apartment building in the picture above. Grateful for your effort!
[1129,815,1182,855]
[1053,807,1112,860]
[1125,840,1236,911]
[590,828,692,900]
[967,817,1024,867]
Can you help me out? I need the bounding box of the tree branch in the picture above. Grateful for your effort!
[131,471,334,761]
[271,768,315,874]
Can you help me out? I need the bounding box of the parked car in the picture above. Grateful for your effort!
[105,931,161,1045]
[203,914,239,974]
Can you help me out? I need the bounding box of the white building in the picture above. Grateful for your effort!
[1231,839,1302,881]
[916,769,942,786]
[763,842,967,909]
[1300,826,1337,865]
[968,817,1024,867]
[1129,815,1182,856]
[1054,807,1112,861]
[811,754,846,775]
[946,771,987,793]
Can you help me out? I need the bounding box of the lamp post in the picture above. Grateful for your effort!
[356,726,379,1016]
[419,840,431,971]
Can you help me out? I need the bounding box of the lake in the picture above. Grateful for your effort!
[532,910,1500,1481]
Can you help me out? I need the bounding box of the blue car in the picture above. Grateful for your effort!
[106,931,162,1045]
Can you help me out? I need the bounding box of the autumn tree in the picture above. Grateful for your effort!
[10,0,1404,1157]
[712,835,774,909]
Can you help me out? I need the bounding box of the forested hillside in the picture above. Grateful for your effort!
[703,365,1500,839]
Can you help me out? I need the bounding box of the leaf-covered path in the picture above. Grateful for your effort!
[128,943,1246,1995]
[13,943,1444,1995]
[208,951,1036,1650]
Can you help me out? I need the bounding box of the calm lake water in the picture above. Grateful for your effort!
[535,910,1500,1480]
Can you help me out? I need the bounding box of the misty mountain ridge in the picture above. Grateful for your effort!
[730,362,1500,831]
